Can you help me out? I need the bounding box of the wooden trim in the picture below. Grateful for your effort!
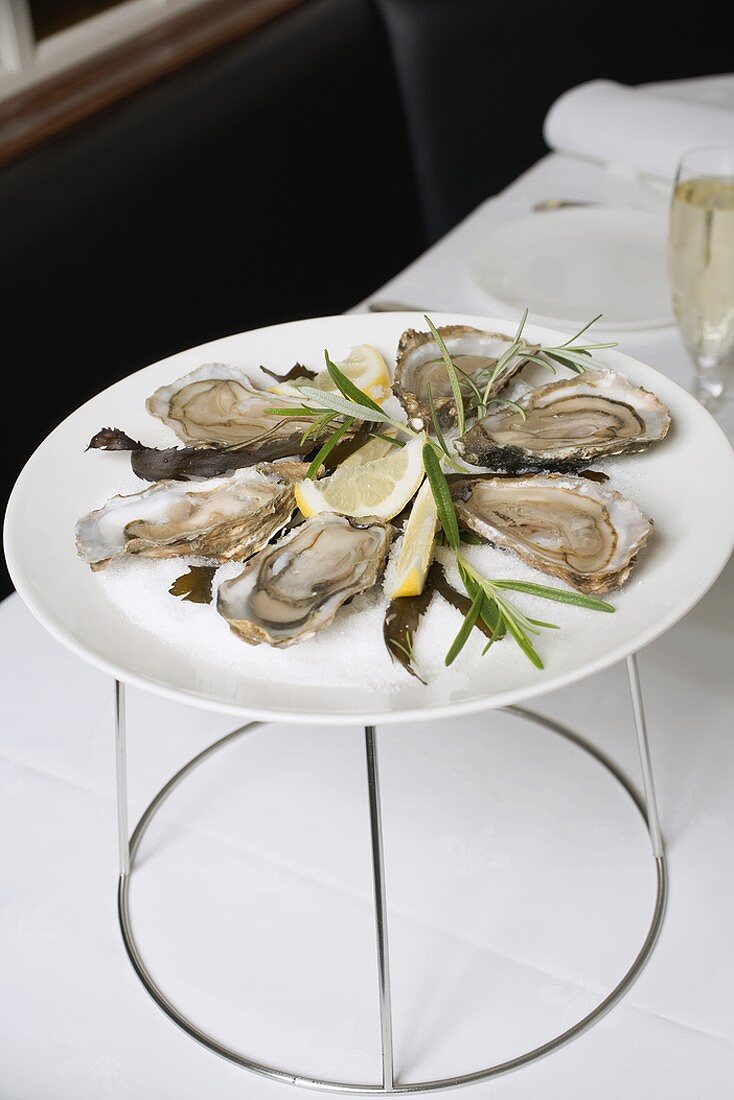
[0,0,310,168]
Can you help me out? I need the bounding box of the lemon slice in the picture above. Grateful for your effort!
[386,479,439,598]
[268,345,391,404]
[295,433,425,520]
[339,432,401,470]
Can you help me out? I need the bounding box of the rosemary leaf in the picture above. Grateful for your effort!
[453,363,484,406]
[426,381,451,457]
[486,396,527,421]
[445,585,484,666]
[479,594,505,640]
[265,405,323,417]
[559,314,603,346]
[370,432,404,448]
[424,315,466,435]
[296,386,390,423]
[503,615,544,669]
[324,351,384,413]
[301,412,335,445]
[491,580,614,612]
[544,351,591,374]
[422,444,460,552]
[306,418,355,479]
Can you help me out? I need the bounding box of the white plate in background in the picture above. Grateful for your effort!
[470,207,674,330]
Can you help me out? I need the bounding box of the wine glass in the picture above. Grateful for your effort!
[668,146,734,426]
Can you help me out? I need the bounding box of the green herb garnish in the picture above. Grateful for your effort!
[421,444,613,668]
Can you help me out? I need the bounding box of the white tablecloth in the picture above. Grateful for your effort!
[2,153,734,1098]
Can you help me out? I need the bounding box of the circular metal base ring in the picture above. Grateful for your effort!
[118,706,667,1094]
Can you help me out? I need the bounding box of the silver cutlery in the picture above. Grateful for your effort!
[367,299,436,313]
[532,198,602,211]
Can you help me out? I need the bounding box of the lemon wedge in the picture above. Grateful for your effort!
[268,345,391,404]
[386,478,439,598]
[295,433,425,520]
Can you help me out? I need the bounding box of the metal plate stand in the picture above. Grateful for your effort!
[114,655,667,1094]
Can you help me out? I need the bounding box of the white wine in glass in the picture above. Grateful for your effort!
[668,147,734,415]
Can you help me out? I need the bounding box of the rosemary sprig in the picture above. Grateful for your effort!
[267,348,467,473]
[457,312,618,419]
[420,443,613,668]
[528,315,617,375]
[479,309,530,411]
[267,311,617,477]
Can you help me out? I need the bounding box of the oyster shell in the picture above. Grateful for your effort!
[456,369,670,471]
[453,473,652,593]
[147,364,328,448]
[75,462,302,569]
[217,514,391,647]
[394,325,530,426]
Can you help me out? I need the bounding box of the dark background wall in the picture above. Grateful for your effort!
[1,0,730,598]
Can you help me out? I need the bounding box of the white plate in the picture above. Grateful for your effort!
[470,207,674,330]
[4,313,734,726]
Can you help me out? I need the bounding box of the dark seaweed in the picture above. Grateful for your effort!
[258,363,318,384]
[383,561,502,680]
[168,565,217,604]
[86,427,316,481]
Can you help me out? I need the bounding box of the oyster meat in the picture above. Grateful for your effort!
[453,473,652,593]
[394,325,530,426]
[217,514,391,647]
[456,369,670,471]
[75,462,302,569]
[147,363,330,448]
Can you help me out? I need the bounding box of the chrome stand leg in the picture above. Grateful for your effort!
[364,725,394,1092]
[626,654,664,860]
[115,679,130,877]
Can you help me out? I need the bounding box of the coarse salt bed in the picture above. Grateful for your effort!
[94,531,624,694]
[90,434,661,693]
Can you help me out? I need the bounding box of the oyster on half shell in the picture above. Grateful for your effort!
[147,364,331,448]
[394,325,530,426]
[75,462,303,569]
[456,369,670,471]
[217,514,392,647]
[453,473,652,594]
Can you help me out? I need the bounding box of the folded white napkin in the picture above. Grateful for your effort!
[544,77,734,181]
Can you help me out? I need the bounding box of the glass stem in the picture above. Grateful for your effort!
[693,356,728,408]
